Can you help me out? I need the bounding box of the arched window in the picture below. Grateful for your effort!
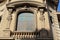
[17,12,36,32]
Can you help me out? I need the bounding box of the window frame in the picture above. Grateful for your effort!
[15,11,37,32]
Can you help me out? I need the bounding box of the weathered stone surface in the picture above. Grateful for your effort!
[0,0,59,40]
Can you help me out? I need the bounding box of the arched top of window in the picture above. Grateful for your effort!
[17,11,34,15]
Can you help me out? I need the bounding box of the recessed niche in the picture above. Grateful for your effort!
[57,14,60,27]
[50,16,53,23]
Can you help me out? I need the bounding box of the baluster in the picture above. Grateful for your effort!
[22,32,24,38]
[24,32,26,38]
[23,32,24,38]
[15,33,18,39]
[19,33,21,38]
[20,32,22,38]
[13,33,15,38]
[19,33,20,39]
[18,33,20,39]
[28,32,29,38]
[30,32,31,38]
[24,32,25,38]
[33,32,34,38]
[26,32,28,38]
[26,32,27,38]
[29,32,30,38]
[32,33,33,38]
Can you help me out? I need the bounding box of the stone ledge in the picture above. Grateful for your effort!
[7,1,45,8]
[0,37,13,39]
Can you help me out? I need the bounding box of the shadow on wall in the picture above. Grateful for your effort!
[46,0,58,10]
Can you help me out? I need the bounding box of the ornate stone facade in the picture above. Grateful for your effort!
[0,0,60,40]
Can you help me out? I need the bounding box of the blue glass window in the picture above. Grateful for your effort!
[17,13,36,32]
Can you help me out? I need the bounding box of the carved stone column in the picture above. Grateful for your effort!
[44,12,50,30]
[1,6,12,38]
[39,9,45,29]
[10,11,17,31]
[37,10,42,30]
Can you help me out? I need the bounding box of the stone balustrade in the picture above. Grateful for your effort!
[12,32,36,39]
[12,31,53,40]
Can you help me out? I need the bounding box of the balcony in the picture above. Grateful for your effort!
[12,31,36,39]
[11,31,53,40]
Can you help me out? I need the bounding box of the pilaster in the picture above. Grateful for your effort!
[52,12,60,40]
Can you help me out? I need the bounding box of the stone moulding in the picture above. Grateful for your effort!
[6,1,45,8]
[0,0,9,6]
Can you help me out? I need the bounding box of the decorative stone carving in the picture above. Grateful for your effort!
[40,15,45,21]
[0,0,7,6]
[7,14,12,21]
[7,14,12,29]
[39,9,45,21]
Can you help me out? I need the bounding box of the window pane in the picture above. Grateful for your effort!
[17,13,36,32]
